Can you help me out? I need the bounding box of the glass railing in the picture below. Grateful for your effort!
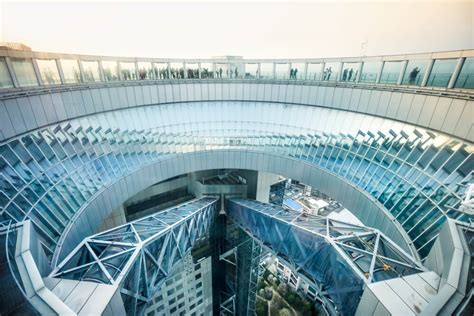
[0,50,473,91]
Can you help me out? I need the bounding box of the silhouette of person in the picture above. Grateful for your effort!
[294,68,298,79]
[409,67,420,84]
[342,69,348,81]
[219,68,223,78]
[290,69,294,79]
[348,68,353,81]
[235,68,238,78]
[327,67,332,80]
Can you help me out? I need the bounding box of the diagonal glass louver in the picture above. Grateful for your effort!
[50,197,219,315]
[226,197,424,316]
[0,101,472,260]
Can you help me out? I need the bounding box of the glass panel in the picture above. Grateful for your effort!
[455,57,474,89]
[186,63,199,79]
[341,62,359,82]
[36,59,60,85]
[215,63,228,79]
[101,61,119,81]
[379,61,402,84]
[306,63,322,80]
[323,62,340,81]
[0,58,14,88]
[228,62,243,79]
[170,62,184,79]
[244,63,258,79]
[81,60,101,82]
[120,62,136,80]
[11,58,38,87]
[137,62,152,80]
[427,59,457,87]
[275,63,289,79]
[360,61,381,83]
[200,62,214,78]
[260,63,273,79]
[291,63,305,80]
[402,60,428,86]
[60,59,81,83]
[152,62,169,79]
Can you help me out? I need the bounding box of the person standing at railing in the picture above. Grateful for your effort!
[294,68,298,79]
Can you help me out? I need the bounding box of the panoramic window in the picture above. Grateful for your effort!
[101,61,119,81]
[379,61,402,84]
[291,63,305,80]
[0,58,14,88]
[152,62,169,79]
[186,63,199,79]
[244,63,258,79]
[81,60,101,82]
[454,57,474,89]
[259,63,274,79]
[120,62,136,80]
[402,60,429,86]
[306,63,323,80]
[36,59,61,85]
[427,59,457,87]
[200,62,214,79]
[323,62,340,81]
[137,62,153,80]
[275,63,289,79]
[10,58,38,87]
[170,62,184,79]
[60,59,81,83]
[340,62,360,82]
[359,61,382,83]
[215,63,228,79]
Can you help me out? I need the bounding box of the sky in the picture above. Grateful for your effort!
[0,0,472,59]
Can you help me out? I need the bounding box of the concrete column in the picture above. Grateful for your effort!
[421,59,434,87]
[56,59,66,84]
[448,57,464,89]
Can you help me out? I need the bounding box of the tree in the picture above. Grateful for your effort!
[279,308,291,316]
[256,298,268,316]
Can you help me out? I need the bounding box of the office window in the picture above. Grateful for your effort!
[379,61,402,84]
[195,273,201,280]
[167,288,175,296]
[101,61,119,81]
[81,60,101,82]
[11,58,38,87]
[120,62,136,80]
[0,58,13,88]
[36,59,61,85]
[194,263,201,270]
[427,59,457,87]
[176,284,183,291]
[455,57,474,89]
[60,59,81,83]
[177,293,184,300]
[402,60,429,86]
[169,298,176,305]
[196,282,202,289]
[170,307,177,314]
[359,61,382,83]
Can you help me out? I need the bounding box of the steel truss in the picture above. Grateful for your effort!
[226,197,425,316]
[50,197,219,315]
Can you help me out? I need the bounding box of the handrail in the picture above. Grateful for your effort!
[0,48,473,93]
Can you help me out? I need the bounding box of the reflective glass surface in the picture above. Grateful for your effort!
[11,58,38,87]
[200,62,214,79]
[60,59,81,83]
[427,59,457,87]
[152,63,169,79]
[244,63,258,79]
[402,60,428,86]
[0,58,13,88]
[306,63,322,80]
[101,61,119,81]
[359,61,382,83]
[215,63,228,79]
[120,62,136,80]
[186,63,199,79]
[323,62,340,81]
[137,62,152,80]
[340,62,359,82]
[379,61,402,84]
[455,57,474,89]
[36,59,61,85]
[81,61,101,82]
[275,63,289,79]
[260,63,273,79]
[170,62,184,79]
[291,63,305,80]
